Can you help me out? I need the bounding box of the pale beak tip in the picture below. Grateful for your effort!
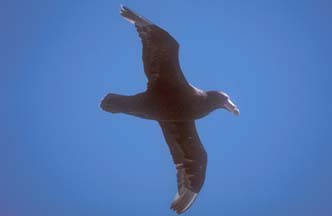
[233,108,240,116]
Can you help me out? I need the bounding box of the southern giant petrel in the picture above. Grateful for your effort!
[100,5,240,214]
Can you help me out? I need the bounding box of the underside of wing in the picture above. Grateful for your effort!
[120,5,189,89]
[159,121,207,214]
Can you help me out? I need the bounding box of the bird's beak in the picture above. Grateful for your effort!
[224,98,240,116]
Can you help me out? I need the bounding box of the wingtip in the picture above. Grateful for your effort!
[170,190,198,214]
[120,4,126,11]
[119,5,130,16]
[119,5,152,26]
[119,4,126,14]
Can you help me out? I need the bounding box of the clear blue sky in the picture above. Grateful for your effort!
[1,0,332,215]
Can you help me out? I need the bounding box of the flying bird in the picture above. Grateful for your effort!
[100,5,240,214]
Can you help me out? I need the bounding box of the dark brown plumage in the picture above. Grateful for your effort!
[100,5,239,214]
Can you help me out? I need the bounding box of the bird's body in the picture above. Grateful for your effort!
[101,5,239,214]
[102,88,221,121]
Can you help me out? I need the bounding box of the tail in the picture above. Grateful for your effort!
[100,93,150,119]
[120,5,152,26]
[100,93,128,113]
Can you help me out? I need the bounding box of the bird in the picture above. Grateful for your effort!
[100,5,240,214]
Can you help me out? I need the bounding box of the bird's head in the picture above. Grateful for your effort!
[207,91,240,116]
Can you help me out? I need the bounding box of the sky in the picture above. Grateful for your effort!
[1,0,332,215]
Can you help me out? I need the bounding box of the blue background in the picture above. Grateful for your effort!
[1,0,332,215]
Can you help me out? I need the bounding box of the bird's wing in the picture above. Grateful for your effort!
[158,121,207,214]
[120,5,190,90]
